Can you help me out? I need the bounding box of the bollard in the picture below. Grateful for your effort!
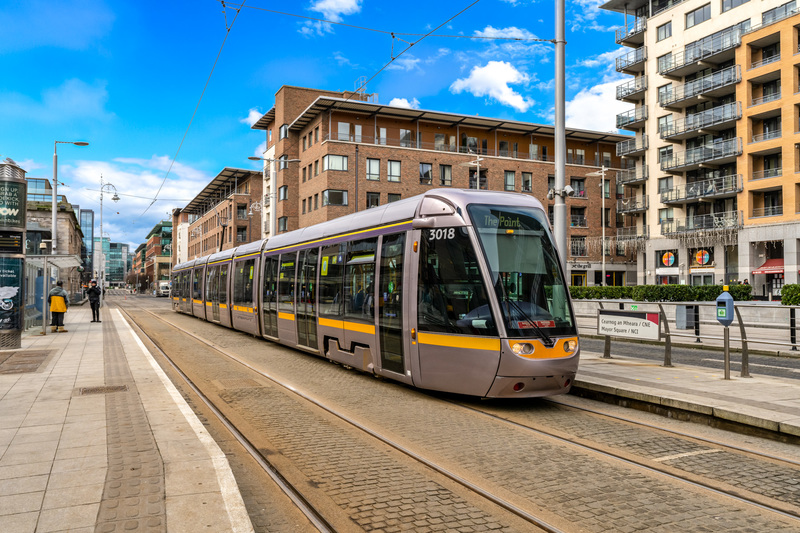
[791,308,797,351]
[723,326,730,380]
[694,304,701,342]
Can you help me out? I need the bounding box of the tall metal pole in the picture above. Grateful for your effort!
[554,0,567,270]
[52,144,58,255]
[601,166,607,285]
[99,175,104,306]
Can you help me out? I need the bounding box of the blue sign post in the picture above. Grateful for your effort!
[716,286,735,379]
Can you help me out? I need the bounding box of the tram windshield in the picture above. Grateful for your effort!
[468,204,575,339]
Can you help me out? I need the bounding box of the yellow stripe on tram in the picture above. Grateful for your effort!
[418,333,502,351]
[317,317,375,335]
[219,304,227,309]
[278,312,295,321]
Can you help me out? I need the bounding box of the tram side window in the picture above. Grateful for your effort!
[193,269,202,300]
[262,256,277,304]
[319,244,345,317]
[219,264,229,303]
[345,238,377,322]
[278,254,297,313]
[233,259,255,307]
[418,227,497,336]
[205,266,217,301]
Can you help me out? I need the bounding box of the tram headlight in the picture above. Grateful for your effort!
[563,339,578,354]
[511,342,535,355]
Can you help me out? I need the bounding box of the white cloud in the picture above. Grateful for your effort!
[333,51,356,67]
[577,49,625,68]
[450,61,535,112]
[474,26,537,40]
[565,80,632,132]
[387,56,421,71]
[309,0,362,21]
[240,108,263,127]
[0,79,113,123]
[389,97,421,109]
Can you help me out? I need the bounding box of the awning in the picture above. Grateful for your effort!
[25,254,82,270]
[752,258,783,275]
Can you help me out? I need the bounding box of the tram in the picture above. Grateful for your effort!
[172,189,579,398]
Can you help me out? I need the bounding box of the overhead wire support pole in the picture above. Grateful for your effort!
[554,0,567,270]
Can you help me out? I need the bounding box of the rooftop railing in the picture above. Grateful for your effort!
[615,18,646,44]
[659,66,740,107]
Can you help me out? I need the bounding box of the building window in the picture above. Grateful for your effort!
[603,208,611,227]
[314,126,319,143]
[548,175,555,191]
[314,194,318,209]
[314,160,319,176]
[377,127,387,145]
[400,129,413,148]
[722,0,749,12]
[302,167,307,182]
[602,152,611,168]
[279,155,288,169]
[354,124,362,142]
[570,178,586,197]
[388,160,401,182]
[658,176,673,193]
[763,1,793,23]
[658,146,673,164]
[366,158,380,180]
[440,165,452,186]
[279,124,289,139]
[658,208,674,224]
[322,155,348,171]
[657,52,673,72]
[279,186,288,201]
[366,192,380,209]
[420,163,432,184]
[323,189,348,206]
[657,21,672,41]
[302,199,306,214]
[575,149,585,165]
[522,172,532,192]
[237,227,247,242]
[657,83,673,104]
[570,237,587,257]
[504,171,515,191]
[686,4,711,29]
[435,133,447,151]
[657,115,673,134]
[338,122,350,141]
[388,193,401,203]
[302,136,307,151]
[237,205,247,219]
[278,217,288,232]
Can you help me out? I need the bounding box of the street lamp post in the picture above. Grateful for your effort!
[248,156,300,237]
[587,166,608,286]
[52,141,88,255]
[98,175,119,306]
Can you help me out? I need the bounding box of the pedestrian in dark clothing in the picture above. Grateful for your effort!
[48,281,70,333]
[87,280,102,323]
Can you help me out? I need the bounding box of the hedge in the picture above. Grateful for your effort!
[782,284,800,306]
[570,284,752,302]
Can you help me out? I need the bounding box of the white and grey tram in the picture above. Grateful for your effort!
[172,189,579,398]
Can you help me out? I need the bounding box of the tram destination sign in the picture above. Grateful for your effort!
[597,309,660,340]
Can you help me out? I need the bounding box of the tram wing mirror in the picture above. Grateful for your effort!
[412,218,436,229]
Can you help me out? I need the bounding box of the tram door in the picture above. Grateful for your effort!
[206,265,220,322]
[377,233,405,374]
[261,255,279,338]
[277,253,298,345]
[296,249,318,349]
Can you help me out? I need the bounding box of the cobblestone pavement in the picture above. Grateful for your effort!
[130,303,800,532]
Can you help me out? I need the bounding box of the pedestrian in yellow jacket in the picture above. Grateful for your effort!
[48,281,69,333]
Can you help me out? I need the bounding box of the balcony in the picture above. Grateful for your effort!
[570,215,588,228]
[658,29,741,78]
[616,47,646,74]
[616,107,648,130]
[617,225,648,240]
[661,210,743,235]
[660,66,740,109]
[616,136,648,157]
[660,174,742,204]
[615,18,646,46]
[752,205,783,217]
[660,138,742,173]
[616,76,647,102]
[751,130,782,143]
[617,195,649,214]
[750,168,782,181]
[659,102,741,141]
[751,91,781,107]
[617,167,648,185]
[750,54,780,71]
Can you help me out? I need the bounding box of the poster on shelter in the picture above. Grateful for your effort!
[0,257,23,330]
[0,181,26,228]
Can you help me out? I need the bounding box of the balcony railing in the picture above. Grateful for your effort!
[750,54,780,70]
[617,196,648,213]
[661,211,743,235]
[751,91,781,107]
[750,168,782,180]
[617,167,648,185]
[616,136,648,157]
[660,138,742,171]
[658,29,741,76]
[616,47,646,72]
[659,102,741,139]
[659,66,740,107]
[570,215,588,228]
[617,225,648,240]
[615,18,646,44]
[616,76,647,101]
[751,130,782,143]
[616,106,648,129]
[660,174,742,203]
[752,205,783,217]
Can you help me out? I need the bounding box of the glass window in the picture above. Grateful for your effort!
[686,4,711,28]
[657,83,673,104]
[657,115,673,134]
[522,172,532,192]
[366,192,380,208]
[367,158,380,180]
[323,189,348,206]
[192,268,202,300]
[575,149,585,165]
[657,21,672,41]
[504,171,515,191]
[233,259,255,307]
[763,1,794,23]
[418,226,497,336]
[302,167,307,182]
[279,155,288,169]
[570,178,586,197]
[337,122,350,141]
[322,155,348,171]
[657,52,673,72]
[377,127,387,145]
[302,199,306,214]
[722,0,749,12]
[314,194,318,209]
[388,160,401,182]
[435,133,447,151]
[354,124,362,142]
[345,238,377,322]
[400,129,413,147]
[279,186,288,201]
[319,244,345,318]
[278,217,288,232]
[379,233,405,374]
[419,163,432,184]
[388,193,401,202]
[658,176,673,192]
[279,124,288,139]
[602,152,612,167]
[314,126,319,143]
[440,165,452,186]
[658,146,673,163]
[278,254,296,313]
[658,208,674,224]
[570,236,587,257]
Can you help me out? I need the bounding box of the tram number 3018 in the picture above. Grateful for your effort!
[427,228,456,240]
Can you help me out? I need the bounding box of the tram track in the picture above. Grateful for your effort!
[117,300,562,533]
[116,298,800,532]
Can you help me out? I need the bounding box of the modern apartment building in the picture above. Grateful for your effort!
[603,0,799,296]
[248,85,634,286]
[93,237,129,287]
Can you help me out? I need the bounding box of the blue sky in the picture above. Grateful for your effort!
[1,0,631,248]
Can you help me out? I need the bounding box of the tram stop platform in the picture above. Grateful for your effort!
[574,349,800,441]
[0,305,254,533]
[2,308,800,532]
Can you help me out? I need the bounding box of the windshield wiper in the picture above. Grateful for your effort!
[496,279,553,346]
